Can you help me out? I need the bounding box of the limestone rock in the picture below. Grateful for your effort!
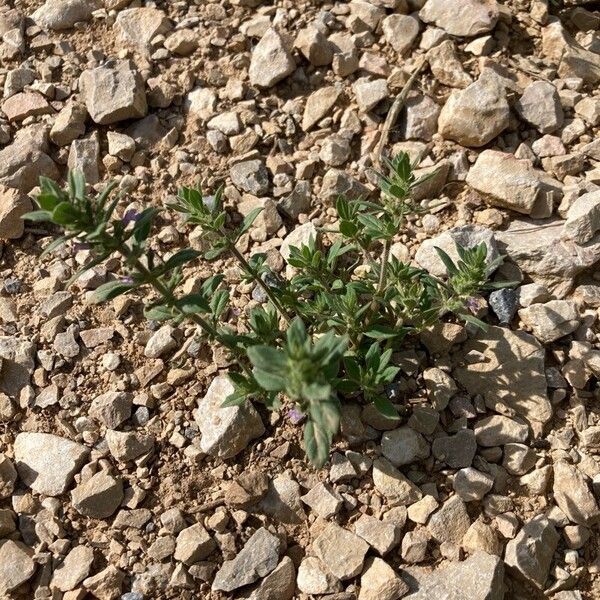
[453,467,494,501]
[518,300,580,343]
[0,185,32,239]
[438,75,509,147]
[419,0,499,36]
[354,514,401,555]
[402,551,505,599]
[0,540,35,594]
[2,91,52,122]
[80,61,147,125]
[302,86,341,131]
[382,14,420,55]
[230,160,270,196]
[195,376,265,459]
[114,7,171,54]
[105,429,154,462]
[515,81,563,134]
[14,432,88,496]
[51,545,94,592]
[297,557,341,595]
[359,557,409,600]
[246,556,296,600]
[428,40,473,88]
[381,426,430,466]
[553,461,600,527]
[496,218,600,298]
[300,482,343,518]
[0,127,59,192]
[313,522,369,580]
[353,77,389,112]
[71,470,124,518]
[467,149,562,216]
[0,454,16,499]
[254,475,307,524]
[432,429,477,468]
[249,28,295,88]
[562,190,600,244]
[454,326,552,424]
[174,523,216,565]
[212,527,280,592]
[474,415,529,446]
[373,458,423,507]
[401,94,440,141]
[31,0,99,30]
[295,26,333,66]
[504,515,559,589]
[428,496,471,544]
[50,102,87,147]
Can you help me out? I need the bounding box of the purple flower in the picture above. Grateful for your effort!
[287,407,305,424]
[122,209,141,225]
[465,296,485,315]
[120,276,134,285]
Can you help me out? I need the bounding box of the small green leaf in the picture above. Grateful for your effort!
[364,324,402,340]
[373,395,401,420]
[434,246,459,276]
[176,293,210,314]
[239,207,263,235]
[92,280,134,303]
[144,305,173,321]
[23,210,52,222]
[162,249,201,272]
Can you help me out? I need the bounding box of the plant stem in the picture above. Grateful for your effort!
[377,239,391,295]
[226,239,292,324]
[122,250,255,378]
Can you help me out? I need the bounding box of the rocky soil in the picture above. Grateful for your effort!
[1,0,600,598]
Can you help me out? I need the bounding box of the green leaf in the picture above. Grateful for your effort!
[23,210,52,222]
[434,246,459,276]
[162,249,201,272]
[304,399,340,467]
[373,395,401,420]
[92,280,134,303]
[144,305,173,321]
[204,246,226,260]
[247,345,287,373]
[176,293,210,314]
[51,202,79,226]
[460,313,488,331]
[239,207,263,235]
[364,324,402,340]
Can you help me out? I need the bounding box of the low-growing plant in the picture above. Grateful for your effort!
[26,154,510,466]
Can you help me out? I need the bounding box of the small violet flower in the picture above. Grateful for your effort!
[122,209,141,225]
[287,407,305,425]
[120,276,134,285]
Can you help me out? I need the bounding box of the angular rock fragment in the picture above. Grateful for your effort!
[32,0,99,30]
[249,28,295,88]
[212,527,280,592]
[504,515,559,589]
[71,470,124,518]
[518,300,580,343]
[195,376,265,459]
[553,461,600,527]
[313,522,369,580]
[466,150,562,216]
[14,432,88,496]
[402,551,505,599]
[454,326,552,423]
[80,61,147,125]
[419,0,499,36]
[438,75,509,147]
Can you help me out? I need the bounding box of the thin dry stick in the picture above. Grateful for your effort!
[372,55,429,169]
